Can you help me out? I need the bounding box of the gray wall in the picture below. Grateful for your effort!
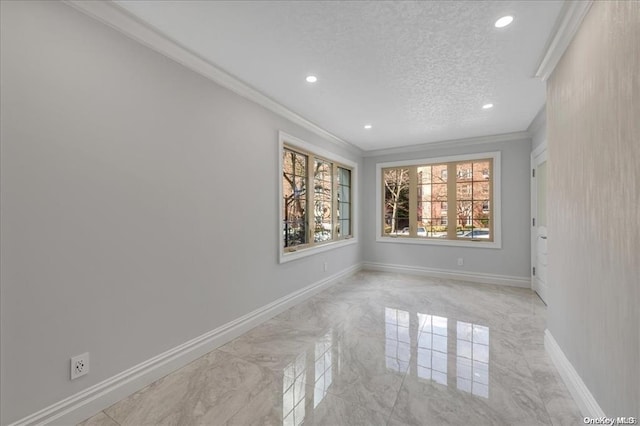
[546,0,639,416]
[0,1,362,423]
[362,137,532,279]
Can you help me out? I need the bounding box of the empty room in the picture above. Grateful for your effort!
[1,1,638,425]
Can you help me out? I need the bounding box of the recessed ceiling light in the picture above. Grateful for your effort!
[495,16,514,28]
[364,124,372,129]
[482,103,494,109]
[306,75,317,83]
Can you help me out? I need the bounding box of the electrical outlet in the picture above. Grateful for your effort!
[457,258,464,266]
[70,352,89,380]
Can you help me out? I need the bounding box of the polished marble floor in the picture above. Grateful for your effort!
[79,271,582,426]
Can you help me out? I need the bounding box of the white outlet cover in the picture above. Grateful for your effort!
[70,352,90,380]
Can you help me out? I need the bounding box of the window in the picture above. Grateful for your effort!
[377,152,500,248]
[283,148,352,247]
[280,132,357,262]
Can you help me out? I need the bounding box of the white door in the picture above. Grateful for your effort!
[531,149,548,303]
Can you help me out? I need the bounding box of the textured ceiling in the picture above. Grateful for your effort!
[114,0,563,151]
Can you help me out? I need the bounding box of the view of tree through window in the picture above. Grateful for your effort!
[283,145,353,251]
[383,168,409,235]
[382,157,493,241]
[283,148,307,248]
[314,159,333,243]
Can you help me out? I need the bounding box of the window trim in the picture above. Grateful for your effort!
[279,131,358,263]
[376,151,501,249]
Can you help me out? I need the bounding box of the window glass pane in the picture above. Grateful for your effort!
[418,166,432,184]
[337,167,351,239]
[283,149,307,248]
[417,165,448,238]
[473,182,490,200]
[433,164,448,183]
[284,150,307,177]
[338,182,350,203]
[294,153,306,176]
[315,159,330,179]
[339,202,350,221]
[456,183,472,200]
[283,152,294,175]
[383,168,410,235]
[283,173,294,196]
[338,219,350,238]
[417,166,432,236]
[473,160,491,181]
[473,201,490,230]
[456,163,473,181]
[338,167,351,186]
[314,201,332,242]
[314,159,333,243]
[431,183,447,202]
[456,200,473,231]
[455,160,493,239]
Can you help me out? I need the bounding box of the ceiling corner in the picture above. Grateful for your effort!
[534,0,594,81]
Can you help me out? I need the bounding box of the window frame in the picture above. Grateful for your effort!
[279,131,357,263]
[376,151,501,249]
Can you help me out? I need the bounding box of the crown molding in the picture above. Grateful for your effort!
[535,0,593,82]
[362,131,530,158]
[63,0,363,156]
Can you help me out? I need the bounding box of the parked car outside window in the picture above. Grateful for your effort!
[460,228,490,239]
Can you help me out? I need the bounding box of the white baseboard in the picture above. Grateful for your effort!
[9,263,362,426]
[544,329,606,418]
[362,261,531,288]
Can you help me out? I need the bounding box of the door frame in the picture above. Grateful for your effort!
[531,142,548,303]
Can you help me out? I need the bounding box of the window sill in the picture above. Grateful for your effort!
[376,236,501,249]
[279,237,358,264]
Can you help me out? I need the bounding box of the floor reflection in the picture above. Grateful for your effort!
[385,308,411,372]
[282,331,335,426]
[282,352,307,426]
[456,321,489,398]
[313,332,333,408]
[416,314,448,385]
[384,308,490,398]
[281,310,492,424]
